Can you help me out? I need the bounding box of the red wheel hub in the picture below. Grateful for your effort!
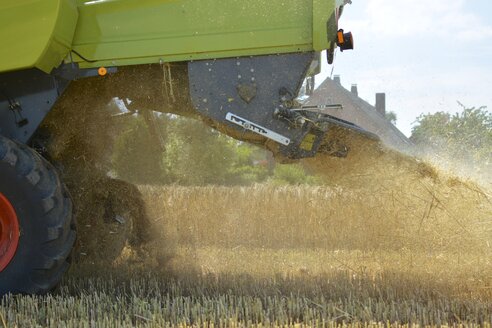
[0,193,19,272]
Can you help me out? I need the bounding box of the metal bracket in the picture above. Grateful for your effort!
[8,100,29,127]
[225,112,290,146]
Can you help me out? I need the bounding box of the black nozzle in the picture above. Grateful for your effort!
[336,29,354,52]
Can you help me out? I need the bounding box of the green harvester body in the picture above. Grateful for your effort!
[0,0,336,74]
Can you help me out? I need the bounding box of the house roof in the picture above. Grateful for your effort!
[305,76,411,151]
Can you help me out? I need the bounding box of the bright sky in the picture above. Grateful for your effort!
[317,0,492,136]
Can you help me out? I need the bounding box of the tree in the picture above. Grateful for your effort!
[162,117,238,185]
[410,103,492,171]
[112,114,321,186]
[113,114,267,186]
[112,113,167,185]
[385,111,397,125]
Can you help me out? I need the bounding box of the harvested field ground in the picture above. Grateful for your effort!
[2,182,491,327]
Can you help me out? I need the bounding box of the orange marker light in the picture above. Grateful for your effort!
[98,67,107,76]
[337,31,345,45]
[336,29,354,52]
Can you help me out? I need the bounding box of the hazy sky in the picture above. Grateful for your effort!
[317,0,492,136]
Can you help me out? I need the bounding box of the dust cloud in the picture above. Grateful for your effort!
[37,75,491,295]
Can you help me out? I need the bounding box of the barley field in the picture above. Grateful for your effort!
[2,173,491,327]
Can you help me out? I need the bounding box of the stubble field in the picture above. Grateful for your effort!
[2,171,491,327]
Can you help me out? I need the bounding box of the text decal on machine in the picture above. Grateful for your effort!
[226,113,291,146]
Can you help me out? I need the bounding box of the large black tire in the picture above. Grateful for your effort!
[0,135,75,295]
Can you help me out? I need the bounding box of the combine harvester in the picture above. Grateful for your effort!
[0,0,378,295]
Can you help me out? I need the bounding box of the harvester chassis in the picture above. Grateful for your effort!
[0,0,372,296]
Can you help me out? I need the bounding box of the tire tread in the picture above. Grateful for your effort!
[0,135,75,295]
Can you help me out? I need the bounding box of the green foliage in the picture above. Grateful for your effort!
[162,118,233,185]
[111,113,317,186]
[411,103,492,170]
[226,143,270,185]
[270,164,320,185]
[385,111,397,124]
